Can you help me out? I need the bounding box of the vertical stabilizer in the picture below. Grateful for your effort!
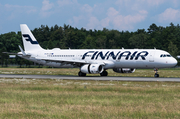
[20,24,44,51]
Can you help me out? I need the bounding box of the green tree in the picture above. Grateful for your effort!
[96,35,107,49]
[168,41,178,57]
[128,33,149,49]
[81,35,96,49]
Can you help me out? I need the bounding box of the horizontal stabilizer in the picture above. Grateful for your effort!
[19,45,26,56]
[2,52,17,55]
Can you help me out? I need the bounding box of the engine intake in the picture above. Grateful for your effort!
[113,68,135,73]
[81,64,104,74]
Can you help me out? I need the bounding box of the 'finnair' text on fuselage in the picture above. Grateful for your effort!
[82,51,148,60]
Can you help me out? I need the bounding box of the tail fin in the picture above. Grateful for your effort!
[20,24,44,51]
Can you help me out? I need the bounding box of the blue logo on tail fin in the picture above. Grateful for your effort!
[23,34,38,44]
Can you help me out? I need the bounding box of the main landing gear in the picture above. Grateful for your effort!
[78,70,108,77]
[78,71,86,76]
[100,70,108,76]
[154,68,159,78]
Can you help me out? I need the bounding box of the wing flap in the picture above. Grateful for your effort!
[41,58,88,66]
[41,58,107,67]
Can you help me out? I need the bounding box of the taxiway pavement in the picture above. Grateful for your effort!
[0,74,179,82]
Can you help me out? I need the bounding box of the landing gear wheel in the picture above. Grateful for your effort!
[154,73,159,78]
[100,70,108,76]
[78,71,86,77]
[154,68,159,78]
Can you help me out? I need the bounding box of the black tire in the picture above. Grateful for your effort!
[100,71,108,76]
[154,73,159,78]
[78,71,86,76]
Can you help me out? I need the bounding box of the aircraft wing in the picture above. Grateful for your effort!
[41,58,88,67]
[40,58,105,67]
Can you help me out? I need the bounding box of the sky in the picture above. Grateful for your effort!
[0,0,180,34]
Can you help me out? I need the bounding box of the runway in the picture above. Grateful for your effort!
[0,74,180,82]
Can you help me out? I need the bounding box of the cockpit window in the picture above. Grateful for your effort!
[160,54,172,57]
[167,55,171,57]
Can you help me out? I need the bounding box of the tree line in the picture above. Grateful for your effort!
[0,23,179,67]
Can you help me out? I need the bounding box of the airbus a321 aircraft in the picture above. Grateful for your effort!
[17,24,177,77]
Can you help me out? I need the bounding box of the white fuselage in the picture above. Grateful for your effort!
[18,48,177,69]
[17,24,178,77]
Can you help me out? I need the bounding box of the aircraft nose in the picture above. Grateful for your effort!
[169,57,177,67]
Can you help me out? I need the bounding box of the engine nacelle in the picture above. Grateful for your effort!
[113,68,135,73]
[80,64,104,74]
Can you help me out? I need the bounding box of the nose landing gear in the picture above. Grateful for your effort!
[154,73,159,77]
[154,68,159,78]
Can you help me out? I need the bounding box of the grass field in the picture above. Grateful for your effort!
[0,67,180,77]
[0,79,180,118]
[0,68,180,118]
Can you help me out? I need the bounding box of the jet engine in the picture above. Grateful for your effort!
[80,64,104,74]
[113,68,135,73]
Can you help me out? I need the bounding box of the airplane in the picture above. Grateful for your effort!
[15,24,177,77]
